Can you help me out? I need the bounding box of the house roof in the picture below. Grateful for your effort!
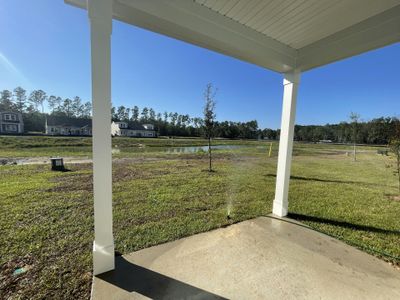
[65,0,400,73]
[1,111,22,115]
[46,116,92,127]
[117,121,154,131]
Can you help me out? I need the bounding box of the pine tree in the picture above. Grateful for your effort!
[29,90,47,113]
[131,106,139,122]
[0,89,15,111]
[13,87,27,113]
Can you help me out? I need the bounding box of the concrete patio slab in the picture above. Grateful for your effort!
[92,216,400,300]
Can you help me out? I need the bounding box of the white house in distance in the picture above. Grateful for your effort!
[45,116,92,136]
[0,111,24,134]
[111,121,156,137]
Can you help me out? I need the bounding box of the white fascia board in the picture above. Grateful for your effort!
[65,0,297,73]
[297,5,400,72]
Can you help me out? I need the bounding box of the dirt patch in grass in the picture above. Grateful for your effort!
[385,194,400,202]
[45,158,204,194]
[46,165,93,193]
[113,162,171,182]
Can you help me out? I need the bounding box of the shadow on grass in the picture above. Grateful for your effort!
[288,213,400,236]
[97,256,227,299]
[201,169,217,173]
[264,173,390,188]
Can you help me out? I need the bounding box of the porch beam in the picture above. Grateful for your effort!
[65,0,296,73]
[88,0,114,275]
[273,71,300,217]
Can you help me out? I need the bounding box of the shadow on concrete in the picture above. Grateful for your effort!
[97,256,227,299]
[287,213,400,235]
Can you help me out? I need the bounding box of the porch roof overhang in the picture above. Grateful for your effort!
[66,0,400,73]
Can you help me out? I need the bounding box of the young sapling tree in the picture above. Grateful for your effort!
[203,83,217,172]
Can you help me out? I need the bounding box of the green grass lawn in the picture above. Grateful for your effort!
[0,136,399,299]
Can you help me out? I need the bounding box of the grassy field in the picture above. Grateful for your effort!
[0,136,399,299]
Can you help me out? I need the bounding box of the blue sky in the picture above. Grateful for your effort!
[0,1,399,129]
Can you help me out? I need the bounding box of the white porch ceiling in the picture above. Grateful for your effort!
[195,0,400,49]
[66,0,400,73]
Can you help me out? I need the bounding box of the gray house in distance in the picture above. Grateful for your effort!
[0,111,24,134]
[45,116,92,136]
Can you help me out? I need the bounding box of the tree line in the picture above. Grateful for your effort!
[0,87,92,132]
[111,104,260,139]
[0,87,92,117]
[1,87,399,144]
[108,105,400,144]
[292,117,400,145]
[0,87,260,138]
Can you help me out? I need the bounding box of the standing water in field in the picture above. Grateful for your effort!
[165,144,247,154]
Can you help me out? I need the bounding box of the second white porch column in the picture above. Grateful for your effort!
[272,71,300,217]
[88,0,114,275]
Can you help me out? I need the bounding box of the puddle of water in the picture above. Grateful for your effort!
[116,144,251,154]
[164,145,247,154]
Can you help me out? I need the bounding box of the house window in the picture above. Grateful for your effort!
[50,127,54,132]
[4,114,17,121]
[5,124,17,132]
[4,114,16,121]
[118,122,128,129]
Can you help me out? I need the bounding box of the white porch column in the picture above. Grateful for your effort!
[272,71,300,217]
[88,0,114,275]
